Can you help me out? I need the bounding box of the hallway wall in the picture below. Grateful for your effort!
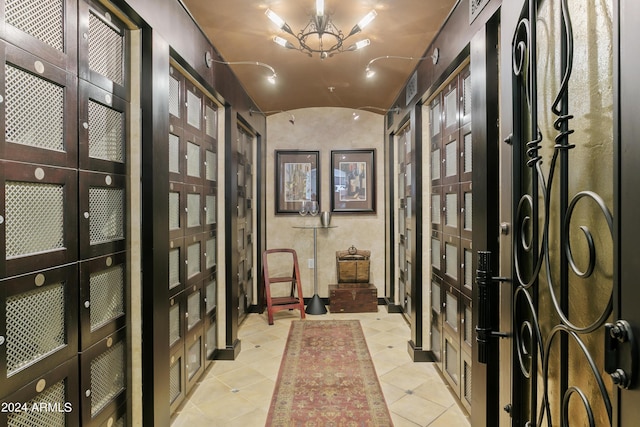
[265,108,385,299]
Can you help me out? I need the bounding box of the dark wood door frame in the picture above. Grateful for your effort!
[141,26,171,427]
[618,0,640,423]
[470,10,502,426]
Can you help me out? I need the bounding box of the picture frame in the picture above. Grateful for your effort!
[330,149,376,213]
[275,150,320,214]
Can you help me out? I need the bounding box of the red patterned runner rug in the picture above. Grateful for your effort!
[266,320,393,426]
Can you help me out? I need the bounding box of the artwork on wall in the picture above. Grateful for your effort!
[330,149,376,213]
[275,150,320,214]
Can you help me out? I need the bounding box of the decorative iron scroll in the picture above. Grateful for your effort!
[511,0,614,425]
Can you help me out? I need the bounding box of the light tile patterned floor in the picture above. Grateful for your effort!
[171,307,471,426]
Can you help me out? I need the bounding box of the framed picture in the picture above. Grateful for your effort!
[330,149,376,213]
[275,150,319,214]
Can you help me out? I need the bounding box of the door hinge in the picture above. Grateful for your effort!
[605,319,637,389]
[476,251,510,364]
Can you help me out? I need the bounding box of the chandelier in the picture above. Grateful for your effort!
[265,0,377,59]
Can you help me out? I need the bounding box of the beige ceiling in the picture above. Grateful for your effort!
[181,0,457,114]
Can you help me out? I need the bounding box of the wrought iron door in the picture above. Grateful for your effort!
[509,0,617,425]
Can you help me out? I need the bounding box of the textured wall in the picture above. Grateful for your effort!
[265,107,385,299]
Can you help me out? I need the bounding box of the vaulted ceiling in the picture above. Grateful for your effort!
[180,0,458,114]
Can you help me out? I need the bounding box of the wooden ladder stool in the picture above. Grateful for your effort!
[262,248,306,325]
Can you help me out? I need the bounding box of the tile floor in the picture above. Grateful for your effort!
[171,307,471,427]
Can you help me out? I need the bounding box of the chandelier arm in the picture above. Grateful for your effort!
[281,23,295,36]
[340,30,359,45]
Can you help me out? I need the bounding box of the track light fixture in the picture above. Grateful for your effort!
[266,0,377,59]
[249,108,295,125]
[352,106,401,120]
[205,51,277,84]
[365,49,439,78]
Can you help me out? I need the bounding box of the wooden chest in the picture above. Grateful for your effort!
[336,249,371,283]
[328,283,378,313]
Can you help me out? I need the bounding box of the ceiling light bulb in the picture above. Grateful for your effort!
[273,36,296,50]
[265,9,286,29]
[316,0,324,16]
[348,10,377,37]
[365,67,375,78]
[357,10,377,30]
[355,39,370,50]
[353,112,360,120]
[273,36,287,47]
[347,39,370,52]
[268,74,276,84]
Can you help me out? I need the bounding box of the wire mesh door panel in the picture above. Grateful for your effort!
[79,252,127,351]
[0,357,80,427]
[78,171,126,261]
[169,346,185,414]
[0,164,78,277]
[79,328,126,426]
[79,81,128,175]
[1,42,78,167]
[0,265,78,393]
[78,0,129,99]
[3,0,78,72]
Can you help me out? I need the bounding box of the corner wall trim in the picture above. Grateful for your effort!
[407,340,435,362]
[214,339,241,360]
[386,301,404,313]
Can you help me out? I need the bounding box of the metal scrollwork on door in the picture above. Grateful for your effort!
[511,0,615,425]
